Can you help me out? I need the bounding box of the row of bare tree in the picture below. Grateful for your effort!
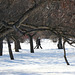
[0,0,75,65]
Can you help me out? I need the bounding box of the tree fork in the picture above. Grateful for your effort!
[11,34,22,52]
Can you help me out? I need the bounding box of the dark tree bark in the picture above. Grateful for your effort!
[18,40,21,49]
[6,36,14,60]
[0,38,3,56]
[63,40,70,65]
[57,37,63,49]
[28,34,34,53]
[11,35,21,52]
[15,39,21,52]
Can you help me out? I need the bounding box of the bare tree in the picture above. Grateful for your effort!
[0,0,75,65]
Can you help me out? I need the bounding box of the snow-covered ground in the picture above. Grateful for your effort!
[0,39,75,75]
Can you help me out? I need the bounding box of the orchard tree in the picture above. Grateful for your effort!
[0,0,75,65]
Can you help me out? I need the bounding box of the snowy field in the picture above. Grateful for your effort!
[0,39,75,75]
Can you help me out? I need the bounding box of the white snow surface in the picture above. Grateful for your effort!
[0,39,75,75]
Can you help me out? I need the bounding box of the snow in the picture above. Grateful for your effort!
[0,39,75,75]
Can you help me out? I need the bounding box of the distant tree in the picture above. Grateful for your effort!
[57,37,63,49]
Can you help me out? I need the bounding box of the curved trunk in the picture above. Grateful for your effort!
[63,40,70,65]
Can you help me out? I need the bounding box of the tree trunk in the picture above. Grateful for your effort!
[11,35,21,52]
[63,40,70,65]
[0,38,3,56]
[57,37,63,49]
[15,40,20,52]
[18,40,21,49]
[29,35,34,53]
[6,36,14,60]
